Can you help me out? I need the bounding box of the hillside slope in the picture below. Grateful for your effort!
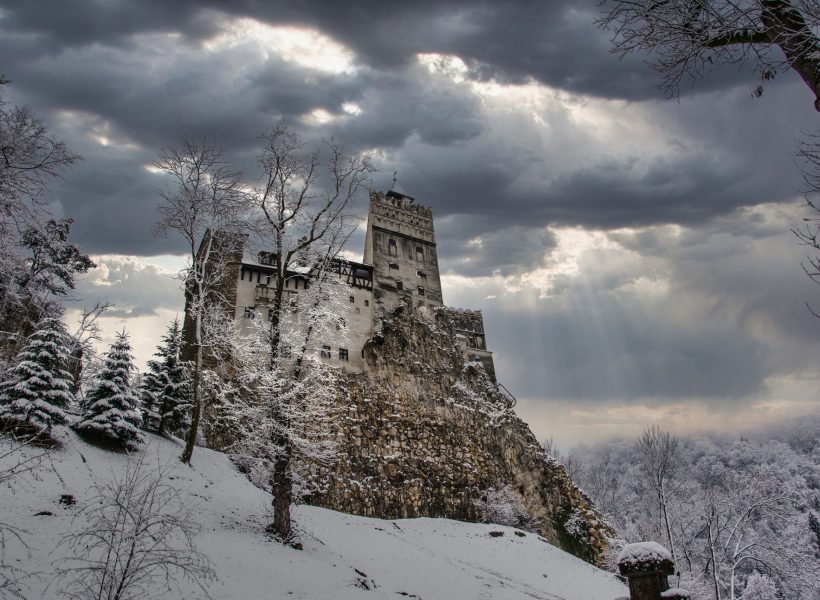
[0,431,626,600]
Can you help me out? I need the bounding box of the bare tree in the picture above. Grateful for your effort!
[598,0,820,110]
[637,425,680,567]
[694,462,812,600]
[54,452,214,600]
[155,137,248,464]
[0,79,87,355]
[0,81,81,226]
[248,127,373,542]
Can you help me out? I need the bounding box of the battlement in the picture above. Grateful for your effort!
[369,190,434,242]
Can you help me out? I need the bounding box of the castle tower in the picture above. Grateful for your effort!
[363,189,444,317]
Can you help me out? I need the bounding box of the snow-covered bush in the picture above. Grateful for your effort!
[474,485,538,530]
[54,452,214,600]
[0,316,74,438]
[74,331,142,449]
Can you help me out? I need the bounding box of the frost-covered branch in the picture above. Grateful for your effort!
[53,452,214,600]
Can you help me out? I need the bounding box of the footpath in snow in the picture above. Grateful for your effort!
[0,430,627,600]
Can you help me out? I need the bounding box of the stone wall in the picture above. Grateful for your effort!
[301,304,614,565]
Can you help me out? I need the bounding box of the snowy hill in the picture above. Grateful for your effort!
[1,431,627,600]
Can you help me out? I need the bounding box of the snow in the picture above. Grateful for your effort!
[1,430,627,600]
[660,588,691,598]
[617,541,673,567]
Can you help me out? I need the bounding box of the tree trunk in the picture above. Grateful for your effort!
[267,248,295,541]
[660,481,678,567]
[762,0,820,111]
[180,335,201,464]
[181,275,204,464]
[707,518,722,600]
[268,430,294,542]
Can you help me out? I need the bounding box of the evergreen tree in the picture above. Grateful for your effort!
[139,319,190,435]
[138,357,163,432]
[75,331,142,448]
[0,315,74,434]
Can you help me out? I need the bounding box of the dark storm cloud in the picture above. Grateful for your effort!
[1,0,813,261]
[0,0,757,101]
[3,0,817,417]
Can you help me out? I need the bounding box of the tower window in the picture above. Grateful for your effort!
[364,299,369,307]
[388,238,397,257]
[418,286,425,296]
[416,270,427,278]
[416,247,424,263]
[349,295,355,303]
[339,348,349,361]
[396,281,403,290]
[389,263,399,270]
[244,307,255,319]
[321,345,331,358]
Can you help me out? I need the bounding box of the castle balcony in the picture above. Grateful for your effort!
[255,285,273,303]
[255,285,296,304]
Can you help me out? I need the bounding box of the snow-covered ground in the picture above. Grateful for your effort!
[1,430,627,599]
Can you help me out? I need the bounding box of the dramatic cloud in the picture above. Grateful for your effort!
[3,0,819,442]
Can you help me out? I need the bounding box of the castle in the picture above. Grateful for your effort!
[192,189,613,566]
[229,189,496,380]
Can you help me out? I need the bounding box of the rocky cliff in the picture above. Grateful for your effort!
[301,304,614,565]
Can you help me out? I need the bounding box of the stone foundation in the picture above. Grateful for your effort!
[301,304,614,564]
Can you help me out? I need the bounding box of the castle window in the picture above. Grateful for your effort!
[389,263,399,270]
[321,345,331,358]
[338,348,349,361]
[416,270,427,278]
[416,247,424,263]
[396,281,403,291]
[364,299,369,307]
[417,286,425,296]
[244,307,255,319]
[349,295,355,303]
[355,307,361,314]
[388,238,397,257]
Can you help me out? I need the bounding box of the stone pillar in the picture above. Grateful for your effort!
[616,542,689,600]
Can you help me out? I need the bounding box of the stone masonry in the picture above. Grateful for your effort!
[299,303,614,565]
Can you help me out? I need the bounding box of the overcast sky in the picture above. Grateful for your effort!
[3,0,819,447]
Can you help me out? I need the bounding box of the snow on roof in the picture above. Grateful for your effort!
[617,541,673,567]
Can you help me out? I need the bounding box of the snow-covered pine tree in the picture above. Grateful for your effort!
[0,315,74,436]
[140,318,190,435]
[138,357,163,432]
[75,330,143,449]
